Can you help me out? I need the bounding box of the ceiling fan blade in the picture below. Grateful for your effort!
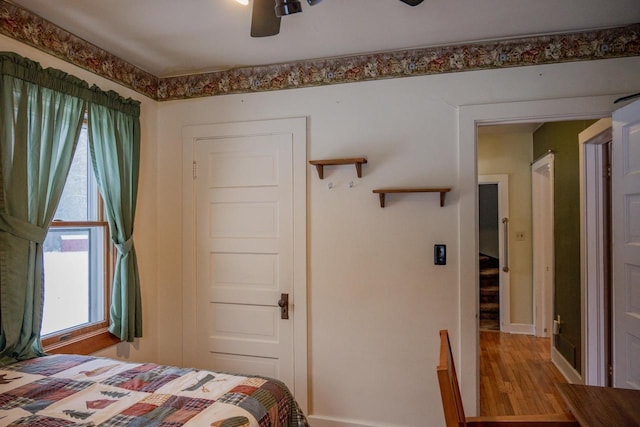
[399,0,424,5]
[251,0,281,37]
[307,0,323,5]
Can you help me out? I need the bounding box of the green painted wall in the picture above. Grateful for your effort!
[533,120,596,374]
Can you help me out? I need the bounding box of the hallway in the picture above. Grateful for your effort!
[479,331,571,416]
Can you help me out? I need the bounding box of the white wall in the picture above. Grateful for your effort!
[157,57,640,426]
[158,79,459,426]
[0,35,159,364]
[478,132,533,326]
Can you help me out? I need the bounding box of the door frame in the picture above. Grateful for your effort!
[181,117,308,411]
[531,153,555,339]
[579,118,612,386]
[478,174,510,332]
[458,95,616,415]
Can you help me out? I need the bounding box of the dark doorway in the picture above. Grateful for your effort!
[479,183,499,331]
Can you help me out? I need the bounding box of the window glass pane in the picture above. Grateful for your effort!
[53,127,97,221]
[42,226,105,336]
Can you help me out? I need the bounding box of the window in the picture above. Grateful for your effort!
[41,124,119,353]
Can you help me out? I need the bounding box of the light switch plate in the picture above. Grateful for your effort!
[434,244,446,265]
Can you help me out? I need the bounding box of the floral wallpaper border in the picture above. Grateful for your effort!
[1,1,638,101]
[0,1,158,98]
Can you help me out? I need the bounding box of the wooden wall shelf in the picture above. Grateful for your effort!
[372,187,452,207]
[309,157,367,179]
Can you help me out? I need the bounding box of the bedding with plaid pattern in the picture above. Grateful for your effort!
[0,354,309,427]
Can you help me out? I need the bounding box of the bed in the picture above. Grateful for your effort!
[0,354,309,426]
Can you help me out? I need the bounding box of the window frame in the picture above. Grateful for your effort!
[41,129,120,355]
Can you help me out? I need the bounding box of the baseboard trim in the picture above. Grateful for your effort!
[551,346,583,384]
[505,323,534,335]
[307,415,409,427]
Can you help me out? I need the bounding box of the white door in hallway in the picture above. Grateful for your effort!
[182,118,307,400]
[532,153,555,338]
[612,99,640,389]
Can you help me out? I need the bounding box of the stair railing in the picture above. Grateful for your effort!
[501,217,510,273]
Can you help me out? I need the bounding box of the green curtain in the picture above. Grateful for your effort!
[87,102,142,342]
[0,51,142,357]
[0,53,85,363]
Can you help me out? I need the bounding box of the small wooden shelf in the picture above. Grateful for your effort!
[309,157,367,179]
[372,187,452,208]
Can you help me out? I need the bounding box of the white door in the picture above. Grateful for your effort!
[612,100,640,389]
[182,118,307,404]
[532,153,554,338]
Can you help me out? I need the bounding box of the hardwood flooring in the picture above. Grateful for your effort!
[479,331,571,416]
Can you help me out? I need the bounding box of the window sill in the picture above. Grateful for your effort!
[44,329,121,355]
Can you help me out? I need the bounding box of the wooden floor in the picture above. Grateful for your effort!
[479,331,571,416]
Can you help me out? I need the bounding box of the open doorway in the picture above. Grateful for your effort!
[476,119,606,415]
[477,125,536,336]
[459,96,618,417]
[478,175,510,332]
[478,183,500,331]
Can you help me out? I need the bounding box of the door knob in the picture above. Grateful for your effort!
[278,293,289,319]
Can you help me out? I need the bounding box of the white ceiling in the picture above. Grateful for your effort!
[10,0,640,77]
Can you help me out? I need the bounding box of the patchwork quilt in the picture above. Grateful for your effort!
[0,354,309,427]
